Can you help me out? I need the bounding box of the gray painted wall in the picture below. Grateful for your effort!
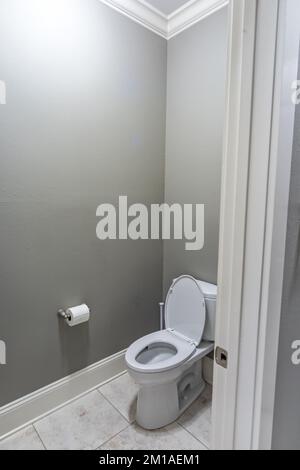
[163,8,228,291]
[272,47,300,450]
[0,1,228,407]
[0,0,166,406]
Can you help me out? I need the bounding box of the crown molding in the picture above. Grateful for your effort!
[167,0,229,39]
[100,0,168,38]
[98,0,229,40]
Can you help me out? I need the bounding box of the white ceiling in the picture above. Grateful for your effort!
[145,0,192,16]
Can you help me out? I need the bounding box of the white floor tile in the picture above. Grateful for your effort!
[34,390,128,450]
[1,378,213,451]
[100,373,138,423]
[0,426,44,451]
[178,385,212,448]
[101,422,207,451]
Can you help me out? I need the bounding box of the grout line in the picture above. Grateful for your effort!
[1,374,131,451]
[32,388,131,451]
[6,371,210,451]
[99,370,127,388]
[96,387,135,425]
[0,370,128,444]
[176,421,209,450]
[32,424,47,450]
[32,391,130,451]
[96,423,132,450]
[97,371,136,425]
[98,373,211,450]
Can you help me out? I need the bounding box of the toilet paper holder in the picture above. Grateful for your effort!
[57,309,72,321]
[57,304,91,326]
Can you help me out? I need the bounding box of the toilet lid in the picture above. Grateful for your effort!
[165,275,206,346]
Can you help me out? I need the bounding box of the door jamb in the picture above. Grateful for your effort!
[211,0,299,450]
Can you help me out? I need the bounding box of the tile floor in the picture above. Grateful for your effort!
[0,373,212,451]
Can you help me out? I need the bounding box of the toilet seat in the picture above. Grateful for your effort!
[125,330,196,373]
[165,275,206,346]
[126,276,207,375]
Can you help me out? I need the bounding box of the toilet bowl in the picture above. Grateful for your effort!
[126,275,217,430]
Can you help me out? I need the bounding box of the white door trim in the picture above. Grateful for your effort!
[211,0,258,450]
[233,0,280,449]
[212,0,299,450]
[252,0,300,449]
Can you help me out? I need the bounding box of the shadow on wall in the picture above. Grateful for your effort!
[58,321,90,374]
[272,42,300,450]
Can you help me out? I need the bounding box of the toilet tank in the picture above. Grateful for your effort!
[197,280,217,342]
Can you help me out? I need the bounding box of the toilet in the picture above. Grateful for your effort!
[126,275,217,430]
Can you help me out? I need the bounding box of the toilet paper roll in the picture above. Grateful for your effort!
[66,304,90,327]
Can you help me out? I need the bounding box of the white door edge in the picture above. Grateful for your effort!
[211,0,258,450]
[211,0,299,450]
[252,0,300,450]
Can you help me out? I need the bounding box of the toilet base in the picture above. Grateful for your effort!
[135,360,205,430]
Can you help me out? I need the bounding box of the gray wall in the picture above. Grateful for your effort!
[0,0,166,406]
[272,46,300,450]
[0,1,228,407]
[163,8,228,291]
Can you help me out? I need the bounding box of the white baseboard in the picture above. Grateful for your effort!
[0,350,127,440]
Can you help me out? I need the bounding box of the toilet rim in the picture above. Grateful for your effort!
[125,330,196,374]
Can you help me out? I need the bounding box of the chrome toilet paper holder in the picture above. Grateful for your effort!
[57,304,91,327]
[57,309,72,321]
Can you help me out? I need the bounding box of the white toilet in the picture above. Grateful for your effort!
[126,275,217,430]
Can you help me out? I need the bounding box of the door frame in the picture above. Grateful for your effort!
[211,0,300,450]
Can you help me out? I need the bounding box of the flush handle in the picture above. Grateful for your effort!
[215,347,228,369]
